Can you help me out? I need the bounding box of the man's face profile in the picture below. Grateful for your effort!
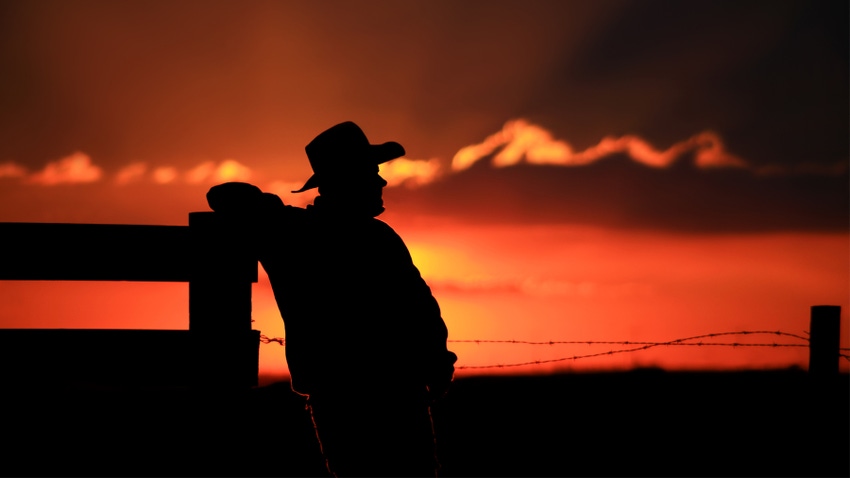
[319,168,388,217]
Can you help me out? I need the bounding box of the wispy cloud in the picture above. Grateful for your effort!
[428,274,654,298]
[451,119,746,172]
[116,159,252,185]
[183,159,252,184]
[380,157,442,188]
[26,152,103,185]
[152,166,178,184]
[115,162,148,185]
[214,159,252,182]
[0,162,27,179]
[387,119,848,232]
[185,162,217,184]
[2,155,254,186]
[187,159,252,184]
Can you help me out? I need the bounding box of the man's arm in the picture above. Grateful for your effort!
[206,182,289,258]
[386,227,457,402]
[207,181,288,221]
[206,182,264,214]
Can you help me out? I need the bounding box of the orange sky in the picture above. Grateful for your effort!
[0,0,847,380]
[2,209,846,380]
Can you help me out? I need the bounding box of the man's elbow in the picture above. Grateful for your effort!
[206,182,263,214]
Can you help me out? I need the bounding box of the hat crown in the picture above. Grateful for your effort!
[292,121,405,193]
[305,122,373,175]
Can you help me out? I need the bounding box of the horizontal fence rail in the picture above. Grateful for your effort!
[0,223,193,282]
[0,213,261,389]
[0,329,256,387]
[0,220,258,283]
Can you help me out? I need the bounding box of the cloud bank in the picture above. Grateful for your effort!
[384,121,849,233]
[373,119,845,192]
[0,119,845,234]
[2,155,254,187]
[452,119,746,171]
[24,152,103,185]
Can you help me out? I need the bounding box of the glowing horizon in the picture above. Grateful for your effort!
[3,223,845,381]
[0,0,846,384]
[0,118,847,381]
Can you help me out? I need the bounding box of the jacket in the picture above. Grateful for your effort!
[206,182,457,397]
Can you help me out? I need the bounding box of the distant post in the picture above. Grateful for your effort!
[808,305,841,377]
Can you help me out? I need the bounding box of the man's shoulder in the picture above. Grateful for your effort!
[369,217,401,236]
[366,218,411,252]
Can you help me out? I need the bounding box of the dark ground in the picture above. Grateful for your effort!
[2,369,847,477]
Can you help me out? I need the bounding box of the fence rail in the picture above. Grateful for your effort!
[0,223,192,281]
[0,213,260,388]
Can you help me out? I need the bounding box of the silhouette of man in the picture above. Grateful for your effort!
[206,121,457,477]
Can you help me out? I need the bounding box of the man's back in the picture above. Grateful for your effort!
[207,183,455,396]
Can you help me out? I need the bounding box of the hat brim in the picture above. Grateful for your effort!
[291,141,405,193]
[291,174,321,193]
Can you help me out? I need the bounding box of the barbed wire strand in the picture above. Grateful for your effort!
[447,330,810,345]
[260,335,284,346]
[259,330,849,369]
[450,331,812,369]
[456,342,806,370]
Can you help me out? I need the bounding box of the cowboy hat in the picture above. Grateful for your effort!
[292,121,405,193]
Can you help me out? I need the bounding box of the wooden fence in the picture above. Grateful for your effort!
[0,212,843,389]
[0,212,259,389]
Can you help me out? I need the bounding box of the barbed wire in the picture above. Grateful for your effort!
[447,330,810,346]
[258,330,850,369]
[449,330,815,369]
[455,342,806,370]
[260,334,284,346]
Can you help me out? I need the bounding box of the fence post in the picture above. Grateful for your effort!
[188,211,260,388]
[808,305,841,377]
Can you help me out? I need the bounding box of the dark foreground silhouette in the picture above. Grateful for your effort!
[207,121,457,476]
[2,369,847,477]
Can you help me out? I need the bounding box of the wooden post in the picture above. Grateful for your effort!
[809,305,841,377]
[188,211,260,388]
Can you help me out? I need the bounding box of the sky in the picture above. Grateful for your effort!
[0,0,847,380]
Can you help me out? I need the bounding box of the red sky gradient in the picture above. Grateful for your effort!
[0,0,847,380]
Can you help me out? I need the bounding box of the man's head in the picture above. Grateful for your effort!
[293,122,404,217]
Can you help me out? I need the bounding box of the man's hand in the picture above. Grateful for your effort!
[426,350,458,403]
[426,379,452,403]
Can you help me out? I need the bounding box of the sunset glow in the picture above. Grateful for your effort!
[0,0,846,385]
[6,222,847,381]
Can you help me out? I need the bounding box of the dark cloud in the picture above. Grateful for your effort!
[523,0,848,168]
[0,0,845,234]
[0,0,615,173]
[385,152,849,233]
